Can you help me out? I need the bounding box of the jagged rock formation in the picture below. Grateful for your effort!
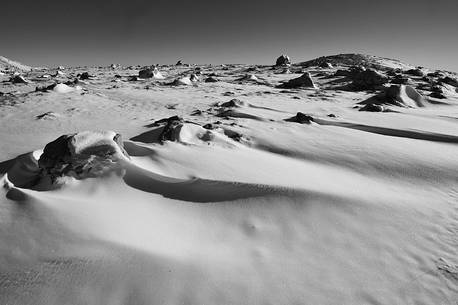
[275,55,291,66]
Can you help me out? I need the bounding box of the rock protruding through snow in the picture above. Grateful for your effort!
[38,131,130,182]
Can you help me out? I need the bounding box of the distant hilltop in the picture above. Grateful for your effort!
[297,53,418,71]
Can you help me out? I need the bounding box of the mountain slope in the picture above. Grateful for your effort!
[0,56,33,72]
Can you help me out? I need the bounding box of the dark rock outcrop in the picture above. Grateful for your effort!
[275,55,292,66]
[350,69,388,90]
[38,131,129,181]
[205,76,219,83]
[404,68,425,77]
[10,74,28,84]
[285,112,314,124]
[438,76,458,87]
[359,104,384,112]
[277,72,317,89]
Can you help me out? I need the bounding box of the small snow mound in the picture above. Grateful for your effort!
[237,74,259,82]
[53,83,81,93]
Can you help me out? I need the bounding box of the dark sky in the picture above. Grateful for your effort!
[1,0,457,71]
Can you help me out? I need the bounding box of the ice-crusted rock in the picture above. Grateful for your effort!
[158,116,185,142]
[38,131,130,181]
[169,76,193,86]
[139,67,164,79]
[277,72,317,89]
[10,74,28,84]
[275,55,291,66]
[189,74,199,82]
[319,62,333,68]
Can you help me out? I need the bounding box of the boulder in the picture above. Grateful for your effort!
[169,76,193,86]
[38,131,129,181]
[404,68,425,77]
[220,99,247,108]
[205,76,219,83]
[139,67,164,79]
[189,74,199,82]
[359,104,384,112]
[277,72,317,89]
[285,112,315,124]
[159,116,185,142]
[10,74,28,84]
[79,72,91,80]
[275,54,291,66]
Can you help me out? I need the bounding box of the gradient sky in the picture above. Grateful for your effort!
[1,0,457,71]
